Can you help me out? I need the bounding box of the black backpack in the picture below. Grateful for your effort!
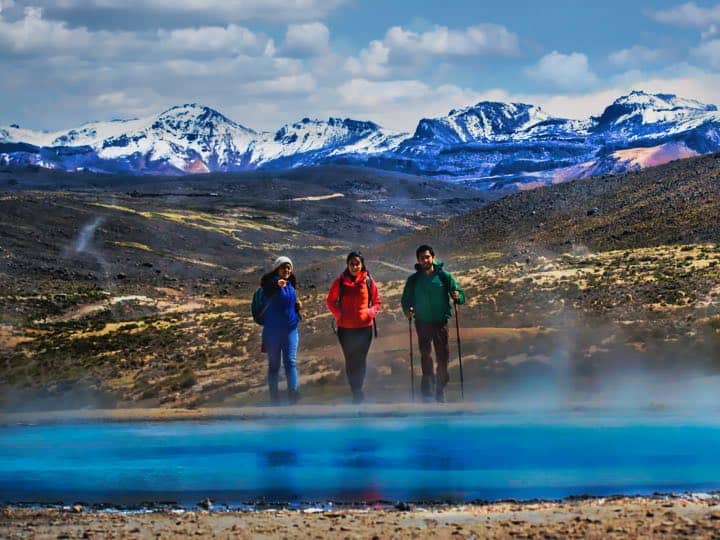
[336,275,379,337]
[251,287,270,325]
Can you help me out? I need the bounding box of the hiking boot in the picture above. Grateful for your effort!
[420,374,435,397]
[287,389,301,405]
[421,394,434,403]
[435,388,446,403]
[269,389,280,406]
[352,390,364,404]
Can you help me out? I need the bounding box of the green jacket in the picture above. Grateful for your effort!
[401,261,465,322]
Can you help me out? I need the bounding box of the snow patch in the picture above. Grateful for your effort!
[289,193,344,202]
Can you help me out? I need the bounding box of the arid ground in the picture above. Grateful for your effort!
[3,496,720,539]
[1,159,719,407]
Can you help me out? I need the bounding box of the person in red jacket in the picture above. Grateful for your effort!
[326,251,381,403]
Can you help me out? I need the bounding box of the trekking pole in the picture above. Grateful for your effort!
[408,308,415,402]
[454,301,464,401]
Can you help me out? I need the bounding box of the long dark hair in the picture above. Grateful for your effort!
[345,251,367,275]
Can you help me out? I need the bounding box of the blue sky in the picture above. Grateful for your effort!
[2,0,720,132]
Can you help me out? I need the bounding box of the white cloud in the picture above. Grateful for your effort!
[527,89,629,120]
[337,81,610,126]
[525,51,598,91]
[242,73,316,95]
[280,22,330,58]
[333,78,486,130]
[161,55,301,80]
[90,91,142,109]
[345,40,390,78]
[650,2,720,28]
[0,16,310,120]
[0,7,166,59]
[43,0,348,23]
[0,0,15,13]
[702,24,719,39]
[0,6,93,53]
[338,78,431,108]
[609,45,665,68]
[343,23,519,80]
[502,68,720,120]
[385,24,518,57]
[263,39,277,57]
[692,38,720,69]
[0,6,277,61]
[9,2,720,139]
[158,24,268,55]
[621,73,720,106]
[271,57,305,75]
[350,65,720,128]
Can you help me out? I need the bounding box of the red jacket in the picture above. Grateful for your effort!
[326,270,381,329]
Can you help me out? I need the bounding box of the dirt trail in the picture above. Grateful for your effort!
[37,294,209,324]
[367,259,414,273]
[305,326,548,359]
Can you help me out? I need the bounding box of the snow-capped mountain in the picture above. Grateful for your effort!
[407,102,553,146]
[248,117,406,168]
[382,90,720,188]
[0,104,256,174]
[2,90,720,190]
[0,104,407,174]
[92,104,259,173]
[592,91,719,138]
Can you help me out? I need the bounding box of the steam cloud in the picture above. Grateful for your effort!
[68,215,112,282]
[74,217,104,254]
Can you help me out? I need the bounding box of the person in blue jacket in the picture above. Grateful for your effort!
[260,256,302,405]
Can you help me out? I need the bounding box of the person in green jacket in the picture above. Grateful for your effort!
[401,244,465,402]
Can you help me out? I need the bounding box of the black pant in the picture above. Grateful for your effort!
[415,320,450,396]
[337,326,373,394]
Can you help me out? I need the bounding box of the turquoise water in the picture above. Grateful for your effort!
[2,414,720,506]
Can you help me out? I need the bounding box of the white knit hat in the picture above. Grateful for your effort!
[272,255,293,271]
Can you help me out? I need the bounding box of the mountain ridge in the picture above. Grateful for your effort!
[4,90,720,189]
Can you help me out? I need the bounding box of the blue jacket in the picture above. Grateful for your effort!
[262,276,300,332]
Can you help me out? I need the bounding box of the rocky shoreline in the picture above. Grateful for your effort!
[3,495,720,539]
[3,402,713,426]
[0,403,500,425]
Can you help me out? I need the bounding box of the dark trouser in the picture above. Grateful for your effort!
[415,320,450,397]
[337,326,373,395]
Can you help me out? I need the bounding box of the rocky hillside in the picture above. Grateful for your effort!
[377,152,720,259]
[2,155,720,410]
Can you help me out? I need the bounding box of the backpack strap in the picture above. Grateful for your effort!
[438,269,452,295]
[252,287,277,325]
[367,275,378,338]
[406,271,420,309]
[337,277,345,307]
[260,287,280,317]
